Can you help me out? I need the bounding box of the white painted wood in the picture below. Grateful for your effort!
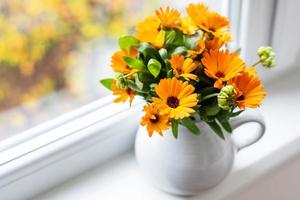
[0,98,143,200]
[239,0,275,64]
[265,0,300,82]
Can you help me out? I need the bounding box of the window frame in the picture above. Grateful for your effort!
[0,0,279,199]
[0,96,143,198]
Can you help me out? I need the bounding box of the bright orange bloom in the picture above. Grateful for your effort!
[186,3,209,27]
[112,81,135,106]
[169,54,198,80]
[205,36,224,51]
[199,12,229,35]
[201,49,245,88]
[155,6,180,28]
[141,104,170,137]
[187,3,230,38]
[136,16,165,48]
[228,71,267,109]
[179,16,198,35]
[188,39,205,58]
[152,78,198,119]
[111,48,138,74]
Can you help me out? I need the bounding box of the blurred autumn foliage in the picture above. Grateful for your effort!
[0,0,148,111]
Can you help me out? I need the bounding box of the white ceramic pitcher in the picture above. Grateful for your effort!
[135,110,265,196]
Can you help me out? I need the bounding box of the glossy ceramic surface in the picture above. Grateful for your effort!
[135,111,265,196]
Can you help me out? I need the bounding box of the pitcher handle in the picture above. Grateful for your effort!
[230,110,266,151]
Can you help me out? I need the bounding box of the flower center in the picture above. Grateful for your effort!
[236,95,244,101]
[177,69,183,74]
[209,27,216,32]
[126,88,133,95]
[150,114,159,123]
[167,96,179,108]
[216,71,225,78]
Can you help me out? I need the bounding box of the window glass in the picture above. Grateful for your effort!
[0,0,230,141]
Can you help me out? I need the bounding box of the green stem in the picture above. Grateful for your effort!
[122,71,137,78]
[201,93,219,101]
[252,60,261,67]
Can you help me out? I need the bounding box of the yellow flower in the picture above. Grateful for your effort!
[169,54,198,81]
[245,66,258,77]
[201,49,245,88]
[228,71,267,109]
[152,78,198,119]
[141,104,170,137]
[111,47,138,74]
[136,16,165,48]
[136,6,180,48]
[214,31,231,43]
[179,16,198,35]
[155,6,180,28]
[112,81,135,106]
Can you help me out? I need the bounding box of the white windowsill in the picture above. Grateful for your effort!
[33,76,300,200]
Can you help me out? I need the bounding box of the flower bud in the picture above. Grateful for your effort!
[257,46,276,68]
[218,85,236,110]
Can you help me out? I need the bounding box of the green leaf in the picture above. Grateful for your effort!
[159,48,168,61]
[170,46,187,55]
[183,33,202,49]
[208,121,224,139]
[165,30,177,46]
[165,29,184,49]
[147,59,161,78]
[135,75,143,90]
[138,43,164,65]
[231,110,244,117]
[218,119,232,133]
[181,117,200,135]
[100,78,114,91]
[171,120,179,139]
[123,56,145,71]
[204,103,221,116]
[167,69,174,78]
[138,72,153,83]
[127,80,147,94]
[118,35,139,52]
[217,109,231,120]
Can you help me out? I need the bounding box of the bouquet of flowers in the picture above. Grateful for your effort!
[100,3,275,139]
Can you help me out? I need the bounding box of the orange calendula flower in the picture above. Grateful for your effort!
[112,81,135,106]
[179,16,198,35]
[228,71,267,109]
[141,104,170,137]
[169,54,198,81]
[188,39,205,58]
[187,3,230,38]
[111,47,138,74]
[205,36,224,51]
[186,3,209,27]
[155,6,180,28]
[136,16,165,48]
[200,12,229,35]
[152,78,198,119]
[201,49,245,89]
